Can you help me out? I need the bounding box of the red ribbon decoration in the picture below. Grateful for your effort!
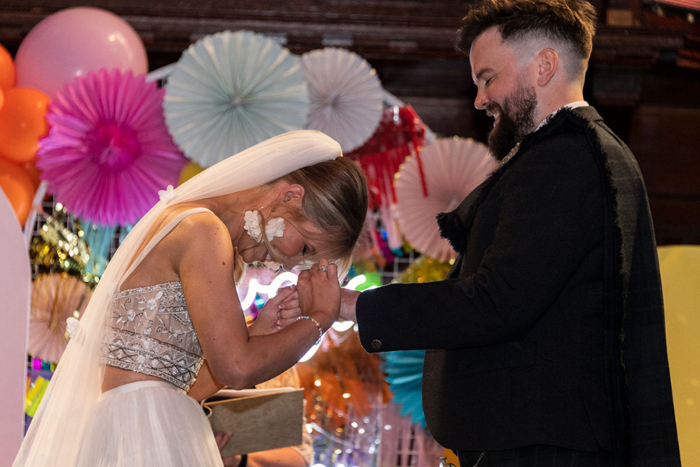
[346,105,427,210]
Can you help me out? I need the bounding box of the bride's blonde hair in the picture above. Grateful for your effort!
[258,156,368,277]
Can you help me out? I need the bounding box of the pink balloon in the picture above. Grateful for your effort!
[15,7,148,99]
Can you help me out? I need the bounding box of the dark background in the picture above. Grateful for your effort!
[2,0,699,244]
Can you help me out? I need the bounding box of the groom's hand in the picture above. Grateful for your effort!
[339,288,360,322]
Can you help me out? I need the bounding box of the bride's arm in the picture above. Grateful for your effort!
[188,288,302,402]
[187,360,225,402]
[248,286,302,337]
[175,213,339,390]
[188,287,301,402]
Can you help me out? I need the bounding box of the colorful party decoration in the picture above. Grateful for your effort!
[37,69,188,226]
[395,137,497,262]
[164,30,309,167]
[22,161,43,192]
[29,273,92,363]
[29,215,91,280]
[14,7,148,100]
[25,376,49,418]
[0,157,35,226]
[301,47,383,153]
[381,350,426,427]
[297,330,388,467]
[0,43,15,91]
[347,106,426,210]
[346,106,426,250]
[80,220,118,280]
[0,87,50,164]
[178,161,206,186]
[396,255,453,284]
[380,402,448,466]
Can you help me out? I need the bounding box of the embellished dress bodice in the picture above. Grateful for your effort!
[101,281,204,392]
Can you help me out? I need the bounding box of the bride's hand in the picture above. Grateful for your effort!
[248,285,300,336]
[296,259,340,330]
[214,431,242,467]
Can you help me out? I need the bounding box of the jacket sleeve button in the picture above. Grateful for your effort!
[371,339,382,351]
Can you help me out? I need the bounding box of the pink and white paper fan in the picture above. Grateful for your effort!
[301,48,383,153]
[164,30,309,167]
[29,273,92,363]
[37,69,188,226]
[394,138,498,261]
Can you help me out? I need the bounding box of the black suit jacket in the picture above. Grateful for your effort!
[356,107,680,465]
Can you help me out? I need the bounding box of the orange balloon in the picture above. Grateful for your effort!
[0,43,16,90]
[0,87,4,112]
[0,157,35,227]
[22,161,43,192]
[0,87,50,163]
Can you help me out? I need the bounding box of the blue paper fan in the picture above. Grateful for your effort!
[381,350,427,427]
[164,30,309,167]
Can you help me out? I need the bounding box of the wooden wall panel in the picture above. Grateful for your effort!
[630,106,700,244]
[1,0,698,243]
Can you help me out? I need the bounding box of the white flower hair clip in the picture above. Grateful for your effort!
[158,185,175,203]
[243,210,286,243]
[265,217,285,241]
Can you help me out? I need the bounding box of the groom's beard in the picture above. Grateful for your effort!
[487,82,538,161]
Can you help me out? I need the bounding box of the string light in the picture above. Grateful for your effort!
[239,271,298,309]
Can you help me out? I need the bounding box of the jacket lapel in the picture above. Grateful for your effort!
[435,109,581,257]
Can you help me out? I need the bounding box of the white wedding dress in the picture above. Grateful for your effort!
[13,130,342,466]
[75,209,222,466]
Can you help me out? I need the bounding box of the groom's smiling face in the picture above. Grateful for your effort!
[470,27,539,160]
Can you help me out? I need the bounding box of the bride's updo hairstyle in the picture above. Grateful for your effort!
[263,156,368,276]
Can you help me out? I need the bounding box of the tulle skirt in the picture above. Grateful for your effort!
[75,380,224,467]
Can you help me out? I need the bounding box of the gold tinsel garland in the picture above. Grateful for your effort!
[29,213,98,287]
[395,255,453,284]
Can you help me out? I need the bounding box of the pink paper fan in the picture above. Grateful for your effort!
[37,69,188,226]
[29,273,92,363]
[395,138,498,262]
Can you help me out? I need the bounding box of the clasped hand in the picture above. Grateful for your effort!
[249,285,301,336]
[250,260,345,336]
[296,260,340,331]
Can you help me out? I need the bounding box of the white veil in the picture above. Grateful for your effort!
[14,130,342,466]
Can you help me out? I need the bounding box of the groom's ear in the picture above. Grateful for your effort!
[282,184,305,206]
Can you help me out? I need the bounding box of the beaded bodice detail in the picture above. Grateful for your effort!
[101,281,203,392]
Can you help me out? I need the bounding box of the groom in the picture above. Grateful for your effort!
[335,0,681,465]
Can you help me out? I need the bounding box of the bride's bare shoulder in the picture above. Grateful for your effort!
[154,203,223,232]
[164,207,232,257]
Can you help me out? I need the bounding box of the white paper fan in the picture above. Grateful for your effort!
[301,47,383,153]
[164,30,309,167]
[395,138,498,261]
[29,273,92,363]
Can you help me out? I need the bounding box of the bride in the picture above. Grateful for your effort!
[13,130,368,466]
